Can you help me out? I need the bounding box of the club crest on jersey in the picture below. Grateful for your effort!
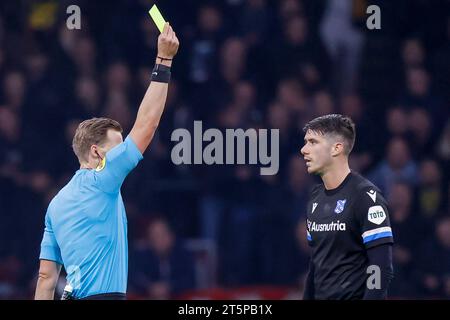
[334,199,347,214]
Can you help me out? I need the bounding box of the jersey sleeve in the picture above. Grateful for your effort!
[355,187,394,249]
[95,135,143,194]
[39,211,63,265]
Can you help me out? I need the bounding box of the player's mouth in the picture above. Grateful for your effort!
[304,158,312,166]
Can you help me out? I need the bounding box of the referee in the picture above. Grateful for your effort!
[34,23,179,300]
[301,114,394,300]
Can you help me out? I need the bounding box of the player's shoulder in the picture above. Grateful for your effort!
[350,171,381,194]
[309,182,323,198]
[349,171,387,206]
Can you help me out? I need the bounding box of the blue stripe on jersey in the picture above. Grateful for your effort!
[363,231,393,243]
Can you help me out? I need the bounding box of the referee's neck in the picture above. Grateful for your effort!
[321,162,351,191]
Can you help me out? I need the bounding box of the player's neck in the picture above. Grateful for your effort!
[321,162,351,190]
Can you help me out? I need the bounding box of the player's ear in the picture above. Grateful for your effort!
[331,142,344,157]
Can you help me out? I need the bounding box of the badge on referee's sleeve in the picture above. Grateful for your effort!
[95,157,106,172]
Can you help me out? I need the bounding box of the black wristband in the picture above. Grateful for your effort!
[151,64,171,83]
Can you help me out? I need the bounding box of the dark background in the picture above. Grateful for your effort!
[0,0,449,299]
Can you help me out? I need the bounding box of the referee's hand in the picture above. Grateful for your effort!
[157,22,179,60]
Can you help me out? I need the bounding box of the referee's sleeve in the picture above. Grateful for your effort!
[355,187,394,249]
[95,135,143,194]
[39,212,63,265]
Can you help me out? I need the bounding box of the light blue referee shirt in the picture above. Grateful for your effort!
[39,135,143,298]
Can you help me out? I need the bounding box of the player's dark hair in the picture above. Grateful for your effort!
[303,114,356,155]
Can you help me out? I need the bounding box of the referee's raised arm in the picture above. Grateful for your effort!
[129,22,179,154]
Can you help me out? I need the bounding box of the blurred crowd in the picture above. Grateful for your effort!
[0,0,449,299]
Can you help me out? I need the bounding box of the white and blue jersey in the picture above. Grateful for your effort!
[39,136,143,298]
[306,172,394,299]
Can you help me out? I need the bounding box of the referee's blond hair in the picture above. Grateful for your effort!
[72,117,122,163]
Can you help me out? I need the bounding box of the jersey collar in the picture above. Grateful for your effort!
[324,171,353,196]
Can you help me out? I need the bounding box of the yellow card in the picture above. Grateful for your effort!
[148,4,166,33]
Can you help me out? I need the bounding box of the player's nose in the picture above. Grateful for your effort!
[301,145,307,156]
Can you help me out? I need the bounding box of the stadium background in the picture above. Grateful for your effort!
[0,0,449,299]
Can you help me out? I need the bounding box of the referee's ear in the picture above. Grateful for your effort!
[88,145,104,164]
[91,145,102,159]
[90,145,99,158]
